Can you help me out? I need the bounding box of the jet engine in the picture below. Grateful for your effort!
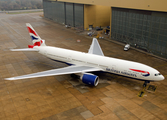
[80,73,99,86]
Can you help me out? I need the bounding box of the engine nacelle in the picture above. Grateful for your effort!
[80,73,99,86]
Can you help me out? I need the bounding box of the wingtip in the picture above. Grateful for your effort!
[10,49,16,51]
[5,77,16,80]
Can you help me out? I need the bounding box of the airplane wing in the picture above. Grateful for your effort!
[88,38,104,56]
[5,65,102,80]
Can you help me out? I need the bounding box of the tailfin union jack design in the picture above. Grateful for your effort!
[28,40,43,48]
[130,69,150,77]
[31,36,38,40]
[27,26,38,37]
[27,26,40,41]
[26,23,46,48]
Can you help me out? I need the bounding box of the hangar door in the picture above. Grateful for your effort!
[65,3,84,29]
[43,1,54,20]
[111,8,167,58]
[43,1,65,24]
[43,1,49,19]
[65,3,74,26]
[52,2,65,24]
[43,1,84,29]
[74,4,84,29]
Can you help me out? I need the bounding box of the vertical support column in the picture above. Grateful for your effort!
[84,4,87,30]
[110,7,112,38]
[83,4,84,30]
[64,2,66,25]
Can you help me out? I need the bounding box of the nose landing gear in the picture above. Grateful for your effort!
[138,81,150,97]
[143,81,150,88]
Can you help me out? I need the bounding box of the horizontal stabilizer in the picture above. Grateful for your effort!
[5,65,102,80]
[10,48,39,52]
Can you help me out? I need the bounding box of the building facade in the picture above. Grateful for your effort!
[43,0,110,30]
[43,0,167,59]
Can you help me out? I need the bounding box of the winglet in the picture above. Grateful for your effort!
[88,38,104,56]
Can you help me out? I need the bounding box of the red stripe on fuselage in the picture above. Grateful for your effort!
[130,69,149,74]
[27,27,38,36]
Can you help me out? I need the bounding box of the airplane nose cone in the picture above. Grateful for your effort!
[161,75,165,80]
[159,75,165,81]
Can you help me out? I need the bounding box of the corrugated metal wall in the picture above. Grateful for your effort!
[111,8,167,58]
[65,3,74,26]
[43,1,49,18]
[74,4,84,29]
[43,0,84,29]
[54,2,65,24]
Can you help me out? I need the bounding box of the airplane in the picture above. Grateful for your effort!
[5,23,164,87]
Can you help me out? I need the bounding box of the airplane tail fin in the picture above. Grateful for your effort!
[26,23,46,48]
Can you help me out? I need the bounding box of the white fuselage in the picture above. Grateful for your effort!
[35,46,164,82]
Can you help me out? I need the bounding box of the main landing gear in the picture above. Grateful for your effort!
[70,74,79,79]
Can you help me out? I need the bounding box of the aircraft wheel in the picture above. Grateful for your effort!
[143,81,150,88]
[143,83,147,88]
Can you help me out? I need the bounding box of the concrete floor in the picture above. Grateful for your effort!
[0,12,167,120]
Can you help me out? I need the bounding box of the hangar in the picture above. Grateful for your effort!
[43,0,167,59]
[43,0,110,30]
[0,8,167,120]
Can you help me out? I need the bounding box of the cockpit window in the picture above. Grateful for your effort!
[155,73,161,76]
